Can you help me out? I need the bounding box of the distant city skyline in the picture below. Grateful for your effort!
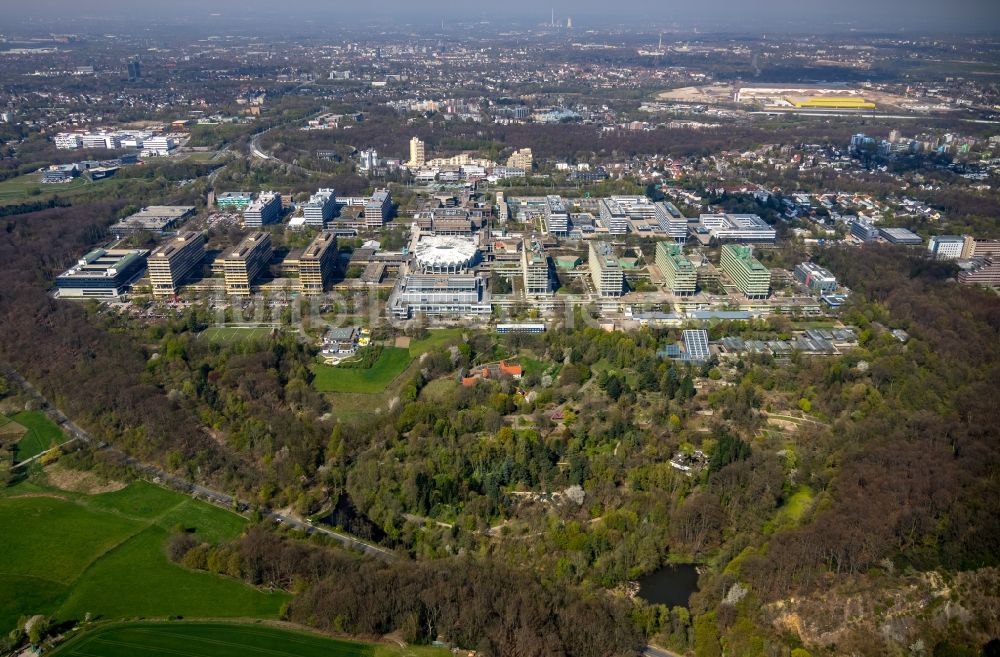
[3,0,1000,34]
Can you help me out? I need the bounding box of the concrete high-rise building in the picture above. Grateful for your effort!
[589,241,624,297]
[927,235,965,260]
[720,244,770,299]
[654,201,688,242]
[365,189,392,228]
[506,148,533,171]
[521,239,550,295]
[148,231,206,297]
[655,242,696,295]
[303,188,337,227]
[244,191,282,228]
[544,195,569,237]
[298,232,337,296]
[409,136,426,167]
[127,59,141,81]
[223,232,272,296]
[599,198,629,235]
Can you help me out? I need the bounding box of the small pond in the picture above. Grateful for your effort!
[636,564,700,608]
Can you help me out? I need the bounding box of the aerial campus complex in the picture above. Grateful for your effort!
[4,13,1000,657]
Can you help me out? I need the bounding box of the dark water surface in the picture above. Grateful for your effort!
[636,564,700,608]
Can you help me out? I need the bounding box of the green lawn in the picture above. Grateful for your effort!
[408,328,465,358]
[50,621,452,657]
[0,481,286,634]
[12,410,65,462]
[50,622,376,657]
[312,347,413,394]
[199,326,277,343]
[0,174,90,202]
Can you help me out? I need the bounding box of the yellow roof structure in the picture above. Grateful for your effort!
[785,95,876,109]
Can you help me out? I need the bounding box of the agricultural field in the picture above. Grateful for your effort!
[199,326,277,343]
[312,347,412,394]
[0,479,287,634]
[49,621,450,657]
[6,411,64,463]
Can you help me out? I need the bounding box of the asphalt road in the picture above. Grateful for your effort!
[2,364,395,562]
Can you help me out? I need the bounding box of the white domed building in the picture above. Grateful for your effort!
[413,235,479,274]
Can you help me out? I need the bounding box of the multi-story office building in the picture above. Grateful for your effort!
[544,195,569,236]
[655,242,696,295]
[963,238,1000,259]
[365,189,392,228]
[697,214,776,243]
[299,232,337,296]
[148,231,206,297]
[409,137,426,167]
[244,191,282,228]
[303,188,337,227]
[927,235,964,260]
[54,133,83,149]
[391,274,490,319]
[222,232,273,296]
[958,258,1000,288]
[81,133,121,150]
[850,218,879,242]
[521,240,550,295]
[721,244,770,299]
[216,192,254,211]
[599,198,629,234]
[127,59,141,81]
[507,148,533,171]
[589,241,624,297]
[794,261,837,293]
[654,201,688,242]
[142,136,174,155]
[56,248,148,298]
[611,196,657,221]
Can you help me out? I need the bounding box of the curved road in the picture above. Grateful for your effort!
[2,364,394,562]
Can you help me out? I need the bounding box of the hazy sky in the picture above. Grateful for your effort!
[3,0,1000,33]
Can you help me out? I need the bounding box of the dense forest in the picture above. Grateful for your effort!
[1,200,998,655]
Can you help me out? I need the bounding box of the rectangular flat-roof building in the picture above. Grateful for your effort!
[216,192,254,211]
[654,201,688,242]
[544,195,569,237]
[698,214,776,243]
[655,242,696,295]
[56,248,148,298]
[391,274,490,319]
[299,232,337,296]
[794,261,837,293]
[850,218,879,242]
[927,235,964,260]
[721,244,770,299]
[303,188,337,227]
[589,241,624,297]
[879,227,922,245]
[148,231,206,297]
[521,239,551,295]
[598,198,629,235]
[365,189,392,228]
[222,232,272,296]
[109,206,195,237]
[244,191,282,228]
